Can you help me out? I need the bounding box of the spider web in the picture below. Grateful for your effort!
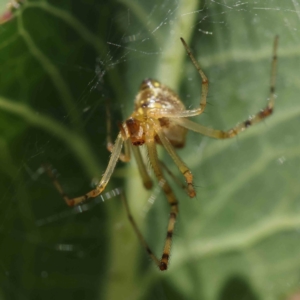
[0,0,300,300]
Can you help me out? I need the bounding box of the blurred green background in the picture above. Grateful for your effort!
[0,0,300,299]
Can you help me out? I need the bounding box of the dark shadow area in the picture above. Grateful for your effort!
[219,275,258,300]
[143,279,187,300]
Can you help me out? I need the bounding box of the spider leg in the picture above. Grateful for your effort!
[170,35,278,138]
[106,102,131,162]
[122,138,178,271]
[107,138,130,162]
[159,160,188,193]
[131,144,153,189]
[171,114,267,139]
[146,136,178,271]
[120,191,160,267]
[43,164,75,206]
[45,132,125,207]
[268,35,279,110]
[151,119,196,198]
[149,37,208,119]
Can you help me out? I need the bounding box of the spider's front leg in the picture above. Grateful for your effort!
[148,38,209,119]
[45,132,126,207]
[106,102,131,162]
[172,35,279,140]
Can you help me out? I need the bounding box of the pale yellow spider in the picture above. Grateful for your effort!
[45,36,278,271]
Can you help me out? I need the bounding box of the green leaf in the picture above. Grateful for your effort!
[0,1,299,300]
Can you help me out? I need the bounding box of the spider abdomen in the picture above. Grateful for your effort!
[135,79,186,114]
[157,117,187,148]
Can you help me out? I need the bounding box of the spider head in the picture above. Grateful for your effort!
[125,118,145,146]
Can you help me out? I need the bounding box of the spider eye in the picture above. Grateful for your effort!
[140,79,151,90]
[140,78,161,90]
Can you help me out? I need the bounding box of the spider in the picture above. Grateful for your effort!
[45,36,278,271]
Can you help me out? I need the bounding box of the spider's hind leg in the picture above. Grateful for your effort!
[146,138,179,271]
[120,191,160,267]
[121,140,178,270]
